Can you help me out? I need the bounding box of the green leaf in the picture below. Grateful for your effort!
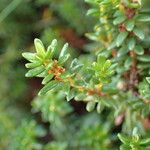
[113,16,126,25]
[58,54,70,65]
[134,45,144,55]
[124,57,132,69]
[60,71,72,79]
[128,38,136,50]
[42,74,54,85]
[140,138,150,145]
[120,144,130,150]
[137,63,150,69]
[132,127,139,137]
[125,20,135,31]
[75,93,86,101]
[25,66,45,77]
[59,43,69,59]
[118,133,130,144]
[63,83,70,96]
[108,40,116,50]
[118,47,128,56]
[107,70,115,76]
[87,9,99,16]
[97,55,106,67]
[133,28,145,40]
[101,98,116,108]
[39,80,59,95]
[96,102,104,113]
[114,10,122,17]
[71,64,83,73]
[129,2,140,9]
[85,0,97,5]
[116,32,128,47]
[34,38,45,58]
[137,55,150,62]
[132,101,144,110]
[146,77,150,84]
[85,33,98,41]
[37,70,47,77]
[103,60,111,69]
[137,15,150,22]
[86,101,96,112]
[70,59,83,73]
[45,39,57,59]
[25,62,42,68]
[109,63,118,70]
[22,52,36,62]
[66,89,75,101]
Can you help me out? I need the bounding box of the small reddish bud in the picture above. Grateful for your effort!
[118,23,126,32]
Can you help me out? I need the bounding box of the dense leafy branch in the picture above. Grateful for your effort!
[118,127,150,150]
[22,38,117,112]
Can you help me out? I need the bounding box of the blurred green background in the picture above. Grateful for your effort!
[0,0,149,150]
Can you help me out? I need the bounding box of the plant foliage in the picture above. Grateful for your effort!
[0,0,149,149]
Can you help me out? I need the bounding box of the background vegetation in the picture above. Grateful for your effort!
[0,0,149,150]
